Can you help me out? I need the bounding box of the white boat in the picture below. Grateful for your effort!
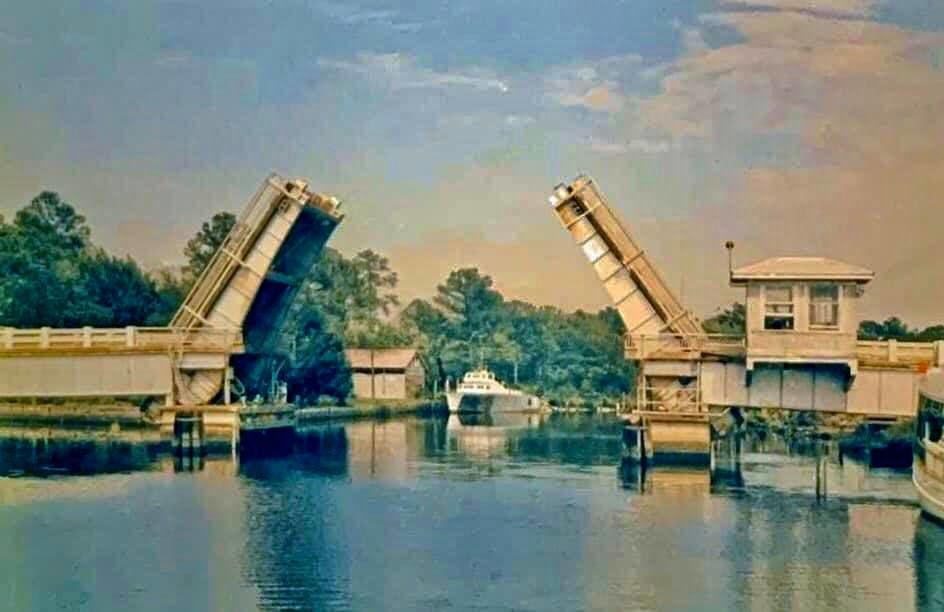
[445,369,541,414]
[914,370,944,522]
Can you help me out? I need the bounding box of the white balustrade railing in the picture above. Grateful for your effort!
[626,332,943,367]
[0,326,242,352]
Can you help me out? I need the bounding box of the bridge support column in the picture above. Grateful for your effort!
[643,413,711,465]
[815,452,828,500]
[223,367,232,405]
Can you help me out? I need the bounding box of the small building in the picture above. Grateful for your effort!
[345,348,425,400]
[730,256,874,379]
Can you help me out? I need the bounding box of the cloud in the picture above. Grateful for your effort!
[680,27,709,53]
[433,113,534,130]
[318,2,424,33]
[589,138,678,155]
[544,54,643,113]
[639,62,673,80]
[318,52,509,92]
[554,84,626,113]
[636,4,944,324]
[647,8,944,155]
[504,114,535,127]
[720,0,878,18]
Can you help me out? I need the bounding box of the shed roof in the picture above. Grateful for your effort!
[731,257,874,284]
[346,348,419,371]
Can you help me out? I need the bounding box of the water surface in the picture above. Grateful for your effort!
[1,414,942,611]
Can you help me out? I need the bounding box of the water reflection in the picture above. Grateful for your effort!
[915,517,944,609]
[0,425,164,477]
[0,416,942,611]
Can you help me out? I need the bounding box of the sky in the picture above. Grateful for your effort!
[2,0,943,326]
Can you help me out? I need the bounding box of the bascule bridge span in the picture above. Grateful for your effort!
[549,175,943,448]
[0,173,343,408]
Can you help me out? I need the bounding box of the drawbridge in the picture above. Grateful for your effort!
[0,173,343,406]
[550,175,943,423]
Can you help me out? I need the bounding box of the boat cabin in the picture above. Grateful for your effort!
[730,256,874,378]
[459,370,501,391]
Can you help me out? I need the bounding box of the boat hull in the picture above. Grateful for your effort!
[914,446,944,523]
[446,392,540,414]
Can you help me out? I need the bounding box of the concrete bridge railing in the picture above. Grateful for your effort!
[627,332,944,370]
[0,326,242,354]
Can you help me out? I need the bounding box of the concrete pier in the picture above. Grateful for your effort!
[159,403,296,454]
[624,413,712,466]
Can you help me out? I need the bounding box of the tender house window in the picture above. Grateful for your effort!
[764,286,794,330]
[810,285,840,329]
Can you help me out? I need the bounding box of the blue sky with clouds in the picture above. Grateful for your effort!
[3,0,944,323]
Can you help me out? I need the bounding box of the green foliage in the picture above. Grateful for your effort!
[0,192,164,328]
[703,302,746,334]
[283,308,351,404]
[292,247,409,347]
[183,211,236,281]
[433,268,503,338]
[145,270,190,326]
[916,326,944,342]
[14,191,90,255]
[0,193,220,329]
[70,250,160,327]
[281,248,410,402]
[858,317,944,341]
[403,268,635,405]
[0,193,91,327]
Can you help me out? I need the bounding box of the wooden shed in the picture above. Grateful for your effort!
[345,348,425,400]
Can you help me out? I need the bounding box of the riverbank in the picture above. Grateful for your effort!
[0,401,148,427]
[0,397,447,429]
[296,398,446,423]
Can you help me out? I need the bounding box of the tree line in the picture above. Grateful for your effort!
[0,193,633,406]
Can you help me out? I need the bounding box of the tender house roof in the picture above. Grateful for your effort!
[731,257,874,284]
[346,348,419,371]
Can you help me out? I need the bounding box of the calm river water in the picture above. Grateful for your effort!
[1,414,942,611]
